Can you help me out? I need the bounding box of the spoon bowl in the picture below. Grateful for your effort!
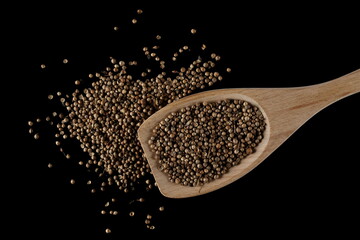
[138,69,360,198]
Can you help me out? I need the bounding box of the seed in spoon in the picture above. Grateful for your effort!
[149,99,266,186]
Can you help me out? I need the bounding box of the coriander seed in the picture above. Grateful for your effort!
[34,133,40,140]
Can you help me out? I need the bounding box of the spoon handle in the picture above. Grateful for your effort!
[318,68,360,105]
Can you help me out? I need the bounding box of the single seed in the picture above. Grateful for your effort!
[63,59,68,64]
[40,64,46,69]
[191,28,197,34]
[34,133,39,140]
[132,19,137,24]
[28,121,33,127]
[70,179,75,184]
[159,206,165,211]
[226,68,232,73]
[114,26,119,31]
[129,211,135,217]
[137,9,143,14]
[75,80,80,85]
[48,94,54,100]
[105,228,111,234]
[48,163,53,168]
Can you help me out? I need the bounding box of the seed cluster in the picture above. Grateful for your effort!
[56,52,224,193]
[150,100,266,186]
[29,7,231,233]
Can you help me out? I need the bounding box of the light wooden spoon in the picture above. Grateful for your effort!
[138,69,360,198]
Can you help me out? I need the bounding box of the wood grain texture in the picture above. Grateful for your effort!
[138,69,360,198]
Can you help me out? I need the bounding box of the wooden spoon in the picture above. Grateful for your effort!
[138,69,360,198]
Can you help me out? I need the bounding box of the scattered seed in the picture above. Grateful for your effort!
[159,206,165,211]
[114,26,119,31]
[70,179,75,184]
[137,9,143,14]
[40,64,46,69]
[34,133,40,140]
[48,163,53,168]
[105,228,111,234]
[63,59,69,64]
[30,13,230,233]
[226,67,232,73]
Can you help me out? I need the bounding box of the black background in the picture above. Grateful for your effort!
[7,2,360,239]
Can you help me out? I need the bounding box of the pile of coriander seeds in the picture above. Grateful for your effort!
[27,7,232,234]
[64,55,224,192]
[149,99,266,186]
